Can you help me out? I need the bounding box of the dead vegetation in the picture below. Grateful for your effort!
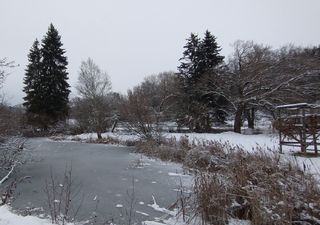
[136,137,320,225]
[0,137,26,205]
[51,134,137,147]
[44,165,83,225]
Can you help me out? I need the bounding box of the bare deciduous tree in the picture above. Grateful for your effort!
[0,58,26,205]
[119,72,178,142]
[201,41,320,133]
[76,58,111,99]
[139,72,178,120]
[0,137,26,205]
[0,58,15,88]
[120,87,159,141]
[75,58,112,139]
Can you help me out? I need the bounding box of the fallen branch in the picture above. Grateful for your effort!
[0,163,16,185]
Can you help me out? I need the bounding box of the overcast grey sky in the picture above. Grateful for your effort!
[1,0,319,105]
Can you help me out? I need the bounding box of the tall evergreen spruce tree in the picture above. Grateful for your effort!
[23,39,42,114]
[177,31,224,132]
[198,30,224,74]
[23,24,70,128]
[178,33,201,83]
[178,31,224,83]
[177,33,201,131]
[41,24,70,122]
[198,30,227,123]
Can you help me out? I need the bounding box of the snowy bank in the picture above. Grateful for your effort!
[61,131,320,177]
[63,132,139,143]
[0,205,78,225]
[165,131,279,152]
[63,131,279,151]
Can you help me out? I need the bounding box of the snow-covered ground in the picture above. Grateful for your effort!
[166,131,279,151]
[63,131,139,143]
[63,130,278,150]
[0,205,79,225]
[169,132,320,177]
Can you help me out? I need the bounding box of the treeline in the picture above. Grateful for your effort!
[110,32,320,137]
[20,25,320,138]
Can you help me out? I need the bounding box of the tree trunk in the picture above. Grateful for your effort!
[247,108,255,129]
[97,132,102,140]
[194,118,201,133]
[111,120,118,133]
[204,114,211,132]
[234,104,244,133]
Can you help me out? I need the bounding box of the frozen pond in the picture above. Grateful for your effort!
[12,138,192,224]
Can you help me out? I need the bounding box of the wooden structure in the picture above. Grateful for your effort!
[275,103,320,154]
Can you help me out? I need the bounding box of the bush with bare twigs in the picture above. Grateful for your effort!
[0,137,26,205]
[44,165,83,225]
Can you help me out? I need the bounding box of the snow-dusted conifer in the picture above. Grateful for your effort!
[177,31,225,132]
[23,24,70,128]
[23,39,42,114]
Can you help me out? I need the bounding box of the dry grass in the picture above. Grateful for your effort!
[51,134,137,146]
[136,137,320,225]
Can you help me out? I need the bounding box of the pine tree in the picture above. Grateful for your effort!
[40,24,70,123]
[198,30,224,75]
[198,30,227,123]
[178,33,200,82]
[178,31,224,82]
[176,31,225,132]
[23,24,70,128]
[23,39,42,115]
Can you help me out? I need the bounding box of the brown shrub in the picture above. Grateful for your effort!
[136,136,320,225]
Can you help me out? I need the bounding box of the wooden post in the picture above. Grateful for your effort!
[313,133,318,155]
[111,120,118,133]
[301,108,306,153]
[278,108,283,153]
[279,131,283,154]
[275,104,320,155]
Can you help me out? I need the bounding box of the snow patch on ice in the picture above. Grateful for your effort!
[148,196,175,216]
[228,218,251,225]
[136,211,149,217]
[168,172,190,177]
